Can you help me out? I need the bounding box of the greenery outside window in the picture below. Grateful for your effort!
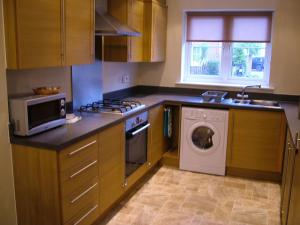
[182,12,273,86]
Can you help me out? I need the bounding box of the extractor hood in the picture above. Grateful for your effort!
[95,7,141,37]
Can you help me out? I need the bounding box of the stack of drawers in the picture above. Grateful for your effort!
[59,135,99,225]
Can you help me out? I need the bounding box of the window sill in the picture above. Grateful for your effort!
[176,81,274,93]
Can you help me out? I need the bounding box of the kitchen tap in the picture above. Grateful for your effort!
[237,85,262,100]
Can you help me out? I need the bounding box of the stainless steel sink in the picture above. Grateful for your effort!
[233,99,251,104]
[232,99,281,108]
[249,99,280,107]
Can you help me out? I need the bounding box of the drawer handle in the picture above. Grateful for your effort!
[73,204,98,225]
[70,160,98,179]
[70,182,98,204]
[68,140,97,156]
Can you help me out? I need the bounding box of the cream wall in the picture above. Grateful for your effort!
[0,0,17,224]
[102,62,139,93]
[7,67,72,101]
[138,0,300,95]
[6,61,139,100]
[270,0,300,94]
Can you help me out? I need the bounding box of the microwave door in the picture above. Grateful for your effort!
[28,100,61,129]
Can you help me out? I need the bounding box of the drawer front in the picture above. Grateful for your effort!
[59,135,98,172]
[60,159,99,197]
[62,181,99,223]
[65,203,99,225]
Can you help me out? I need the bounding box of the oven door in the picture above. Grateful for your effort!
[125,123,150,177]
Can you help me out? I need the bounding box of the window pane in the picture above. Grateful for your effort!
[231,43,266,79]
[189,42,222,76]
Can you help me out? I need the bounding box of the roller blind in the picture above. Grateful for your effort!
[186,12,273,42]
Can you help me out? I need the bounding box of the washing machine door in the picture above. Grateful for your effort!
[187,122,220,155]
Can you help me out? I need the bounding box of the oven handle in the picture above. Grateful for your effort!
[130,123,150,136]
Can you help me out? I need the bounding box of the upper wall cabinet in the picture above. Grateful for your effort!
[104,0,167,62]
[143,0,167,62]
[64,0,94,66]
[104,0,144,62]
[4,0,94,69]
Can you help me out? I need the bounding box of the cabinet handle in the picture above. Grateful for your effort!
[122,179,128,188]
[295,132,300,148]
[73,204,98,225]
[70,182,98,204]
[70,160,98,179]
[68,140,97,156]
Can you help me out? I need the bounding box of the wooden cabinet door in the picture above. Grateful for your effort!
[98,123,125,214]
[281,129,297,224]
[105,0,144,62]
[64,0,94,65]
[4,0,62,69]
[127,0,144,62]
[227,109,286,173]
[143,0,167,62]
[150,2,167,62]
[151,2,167,62]
[287,147,300,225]
[148,105,167,166]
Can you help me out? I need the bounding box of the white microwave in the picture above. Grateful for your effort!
[9,93,66,136]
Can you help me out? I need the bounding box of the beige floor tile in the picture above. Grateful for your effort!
[98,166,281,225]
[230,207,268,225]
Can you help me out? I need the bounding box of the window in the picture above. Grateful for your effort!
[182,12,273,86]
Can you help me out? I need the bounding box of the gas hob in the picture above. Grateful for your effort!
[78,99,145,116]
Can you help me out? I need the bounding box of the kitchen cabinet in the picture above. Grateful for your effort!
[148,105,167,166]
[226,109,286,181]
[286,141,300,225]
[98,123,126,214]
[12,135,100,225]
[64,0,94,65]
[104,0,144,62]
[143,0,167,62]
[4,0,94,69]
[281,128,297,225]
[104,0,167,62]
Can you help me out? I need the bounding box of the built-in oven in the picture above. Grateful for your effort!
[125,111,150,178]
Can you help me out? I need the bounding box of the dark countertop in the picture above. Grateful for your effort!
[11,94,294,151]
[281,102,300,147]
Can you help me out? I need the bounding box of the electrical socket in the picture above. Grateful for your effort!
[121,74,130,83]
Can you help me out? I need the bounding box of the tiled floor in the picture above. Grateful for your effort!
[99,166,281,225]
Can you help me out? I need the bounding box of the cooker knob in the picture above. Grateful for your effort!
[60,109,66,117]
[60,99,65,106]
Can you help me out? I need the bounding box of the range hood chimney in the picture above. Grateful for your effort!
[95,7,141,37]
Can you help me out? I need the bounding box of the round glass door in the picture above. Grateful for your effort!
[191,126,215,150]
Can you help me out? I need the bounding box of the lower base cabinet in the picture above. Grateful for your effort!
[286,148,300,225]
[12,134,100,225]
[98,123,125,214]
[281,127,300,225]
[226,109,286,181]
[148,105,167,166]
[281,128,296,224]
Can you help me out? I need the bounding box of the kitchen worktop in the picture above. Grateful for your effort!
[10,94,297,151]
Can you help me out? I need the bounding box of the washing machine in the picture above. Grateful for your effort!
[180,107,229,176]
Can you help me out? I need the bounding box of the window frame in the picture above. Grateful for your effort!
[182,41,271,86]
[181,11,273,87]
